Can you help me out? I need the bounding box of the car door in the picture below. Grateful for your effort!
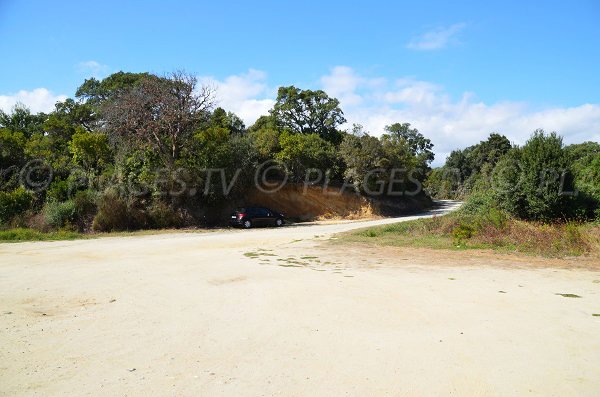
[255,207,270,226]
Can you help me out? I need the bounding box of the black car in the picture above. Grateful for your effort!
[230,206,285,228]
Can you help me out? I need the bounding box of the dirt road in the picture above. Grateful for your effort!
[1,201,599,396]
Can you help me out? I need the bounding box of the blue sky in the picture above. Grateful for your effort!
[1,0,599,162]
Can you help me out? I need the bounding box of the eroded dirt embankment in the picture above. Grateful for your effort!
[245,184,432,221]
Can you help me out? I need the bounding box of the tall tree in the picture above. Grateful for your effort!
[0,103,46,137]
[76,71,150,107]
[383,123,434,165]
[102,71,215,167]
[270,86,346,143]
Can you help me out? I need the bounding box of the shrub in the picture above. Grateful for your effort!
[46,179,71,202]
[480,207,509,230]
[459,191,496,217]
[148,201,181,229]
[0,187,33,225]
[72,190,98,231]
[44,200,76,228]
[494,130,572,221]
[452,223,474,246]
[362,229,379,238]
[92,192,129,232]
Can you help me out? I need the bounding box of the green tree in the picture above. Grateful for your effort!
[493,130,572,221]
[69,131,112,172]
[339,133,385,191]
[0,128,26,169]
[270,86,346,143]
[276,132,337,182]
[0,103,46,137]
[209,107,246,135]
[76,71,150,107]
[0,187,33,224]
[565,141,600,218]
[384,123,434,165]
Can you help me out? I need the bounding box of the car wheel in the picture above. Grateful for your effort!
[243,220,252,229]
[275,218,283,227]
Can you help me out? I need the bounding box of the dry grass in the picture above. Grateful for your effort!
[340,212,600,258]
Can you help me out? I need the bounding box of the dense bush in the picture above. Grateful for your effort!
[148,201,181,229]
[427,133,512,199]
[493,131,573,221]
[0,187,33,225]
[92,192,130,232]
[44,200,76,228]
[428,130,599,222]
[276,132,338,182]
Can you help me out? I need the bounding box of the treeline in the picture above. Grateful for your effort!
[425,131,600,222]
[0,71,433,231]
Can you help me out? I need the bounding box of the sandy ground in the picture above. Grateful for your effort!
[1,202,600,396]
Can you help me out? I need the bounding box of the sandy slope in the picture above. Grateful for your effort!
[1,201,599,396]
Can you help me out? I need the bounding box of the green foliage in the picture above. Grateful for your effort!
[91,191,182,232]
[342,207,597,258]
[46,179,71,202]
[0,103,46,137]
[76,71,150,106]
[148,201,181,228]
[452,223,474,245]
[0,187,33,225]
[92,192,131,232]
[0,128,26,168]
[209,107,246,135]
[270,86,346,143]
[275,132,337,182]
[428,133,512,199]
[44,200,76,228]
[187,126,258,201]
[566,141,600,218]
[493,130,572,221]
[384,122,434,165]
[69,130,112,171]
[71,190,98,230]
[25,131,73,177]
[519,130,569,220]
[458,191,497,216]
[248,126,280,160]
[339,132,385,191]
[0,228,82,242]
[11,69,598,233]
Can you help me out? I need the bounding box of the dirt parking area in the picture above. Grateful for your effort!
[1,208,599,396]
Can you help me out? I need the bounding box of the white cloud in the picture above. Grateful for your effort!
[77,60,109,78]
[319,66,600,166]
[320,66,364,106]
[199,69,275,126]
[0,88,67,114]
[407,23,466,51]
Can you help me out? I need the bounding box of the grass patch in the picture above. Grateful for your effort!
[0,227,222,243]
[555,293,582,298]
[244,250,278,259]
[0,228,83,242]
[337,210,600,258]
